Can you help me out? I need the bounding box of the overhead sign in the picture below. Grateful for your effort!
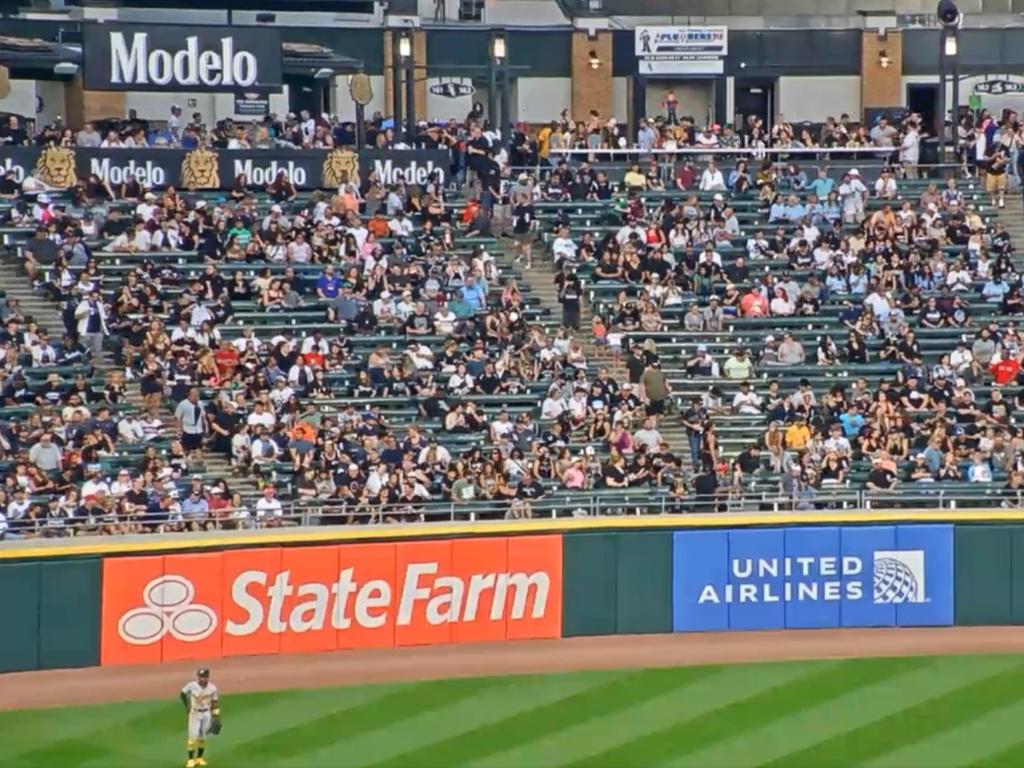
[672,524,953,631]
[636,26,728,57]
[99,536,562,664]
[428,80,476,99]
[83,23,283,92]
[973,79,1024,95]
[234,92,270,117]
[635,26,727,77]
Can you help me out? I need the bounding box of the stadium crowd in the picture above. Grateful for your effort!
[1,101,1024,537]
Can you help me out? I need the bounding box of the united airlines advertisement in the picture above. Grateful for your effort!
[672,525,954,631]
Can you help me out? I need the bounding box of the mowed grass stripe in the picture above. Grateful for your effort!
[866,698,1024,768]
[558,657,928,768]
[669,656,1017,768]
[83,686,383,768]
[762,661,1024,768]
[365,666,720,768]
[294,671,631,768]
[218,675,511,764]
[7,700,182,767]
[471,660,829,768]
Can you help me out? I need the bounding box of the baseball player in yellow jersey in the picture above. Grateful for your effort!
[180,668,221,768]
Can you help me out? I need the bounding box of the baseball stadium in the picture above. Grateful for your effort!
[5,0,1024,765]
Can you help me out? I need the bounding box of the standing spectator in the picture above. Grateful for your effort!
[175,388,208,457]
[74,290,108,359]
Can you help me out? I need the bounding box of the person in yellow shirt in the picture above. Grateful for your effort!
[784,418,811,451]
[537,121,555,162]
[623,163,647,190]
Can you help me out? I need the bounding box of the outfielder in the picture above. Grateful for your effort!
[180,667,221,767]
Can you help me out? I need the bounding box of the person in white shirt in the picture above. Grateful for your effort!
[246,402,277,431]
[118,414,145,444]
[551,228,578,264]
[946,262,972,291]
[255,486,284,522]
[732,383,763,415]
[874,170,898,199]
[900,121,921,178]
[135,193,159,222]
[615,221,645,246]
[839,170,867,223]
[100,130,124,148]
[434,306,456,335]
[372,291,398,324]
[541,389,565,419]
[699,161,726,192]
[388,212,414,238]
[299,110,316,144]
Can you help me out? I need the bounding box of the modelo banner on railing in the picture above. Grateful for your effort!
[0,146,451,191]
[82,23,283,92]
[672,524,954,631]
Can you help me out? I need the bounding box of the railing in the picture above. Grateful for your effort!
[2,489,1017,540]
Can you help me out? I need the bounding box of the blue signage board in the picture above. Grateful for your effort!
[672,525,954,632]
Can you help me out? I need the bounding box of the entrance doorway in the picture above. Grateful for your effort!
[734,79,774,134]
[285,74,328,118]
[907,83,939,137]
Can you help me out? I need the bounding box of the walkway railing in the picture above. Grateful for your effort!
[1,488,1016,540]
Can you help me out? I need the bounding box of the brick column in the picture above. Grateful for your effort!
[571,31,612,124]
[861,30,903,111]
[384,30,427,122]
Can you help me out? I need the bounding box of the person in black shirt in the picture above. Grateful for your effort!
[0,116,28,146]
[512,196,537,269]
[557,272,582,330]
[589,171,613,201]
[692,465,720,513]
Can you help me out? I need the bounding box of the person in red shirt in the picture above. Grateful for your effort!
[213,339,240,380]
[991,355,1022,385]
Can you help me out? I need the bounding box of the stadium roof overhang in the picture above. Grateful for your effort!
[282,41,365,76]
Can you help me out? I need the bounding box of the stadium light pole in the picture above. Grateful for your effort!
[937,0,961,161]
[391,31,403,136]
[489,31,506,133]
[399,31,415,144]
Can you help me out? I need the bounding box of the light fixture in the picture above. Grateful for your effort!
[54,62,78,75]
[588,50,601,70]
[398,31,412,59]
[937,0,961,27]
[314,67,334,80]
[491,34,506,62]
[878,50,892,68]
[944,34,958,57]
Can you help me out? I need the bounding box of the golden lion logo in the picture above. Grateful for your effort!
[322,149,359,189]
[35,146,76,188]
[180,148,220,189]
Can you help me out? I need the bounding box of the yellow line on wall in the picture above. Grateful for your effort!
[2,509,1022,560]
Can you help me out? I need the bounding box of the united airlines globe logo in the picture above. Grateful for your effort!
[872,551,926,604]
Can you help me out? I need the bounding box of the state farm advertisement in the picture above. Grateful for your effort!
[99,536,563,665]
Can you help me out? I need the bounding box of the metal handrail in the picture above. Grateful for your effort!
[3,488,1018,540]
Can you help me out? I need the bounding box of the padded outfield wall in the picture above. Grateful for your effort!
[0,512,1020,673]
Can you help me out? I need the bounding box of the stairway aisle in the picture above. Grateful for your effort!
[501,240,685,451]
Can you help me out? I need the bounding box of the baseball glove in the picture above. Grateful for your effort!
[210,717,222,735]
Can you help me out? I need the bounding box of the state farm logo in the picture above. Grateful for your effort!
[118,574,217,645]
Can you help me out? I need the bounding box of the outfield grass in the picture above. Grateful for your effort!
[4,655,1024,767]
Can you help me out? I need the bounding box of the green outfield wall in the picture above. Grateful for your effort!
[0,514,1022,674]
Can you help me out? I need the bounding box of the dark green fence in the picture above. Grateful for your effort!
[0,558,101,673]
[954,525,1024,626]
[562,531,673,637]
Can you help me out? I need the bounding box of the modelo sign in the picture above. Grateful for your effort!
[361,150,449,186]
[83,23,283,92]
[99,535,562,664]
